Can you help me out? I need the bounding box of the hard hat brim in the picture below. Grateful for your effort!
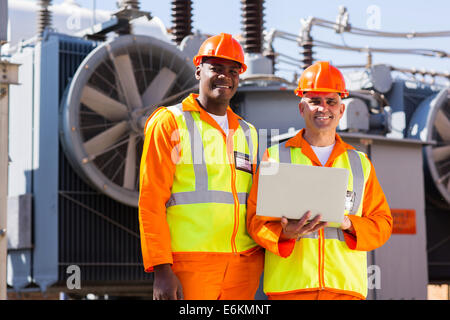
[193,55,247,74]
[294,88,349,98]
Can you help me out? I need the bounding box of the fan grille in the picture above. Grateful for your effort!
[61,35,197,207]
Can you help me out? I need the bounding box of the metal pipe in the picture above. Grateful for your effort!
[0,0,7,47]
[0,61,20,300]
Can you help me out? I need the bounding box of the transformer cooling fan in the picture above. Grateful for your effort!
[60,34,197,207]
[409,88,450,206]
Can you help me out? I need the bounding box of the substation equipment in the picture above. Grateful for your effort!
[3,0,450,299]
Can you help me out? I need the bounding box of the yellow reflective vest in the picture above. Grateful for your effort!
[165,103,259,254]
[263,141,372,299]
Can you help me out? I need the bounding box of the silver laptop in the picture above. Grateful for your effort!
[256,161,349,227]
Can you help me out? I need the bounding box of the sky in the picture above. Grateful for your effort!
[16,0,450,84]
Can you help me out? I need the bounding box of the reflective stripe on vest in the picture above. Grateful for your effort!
[237,119,254,163]
[166,104,253,207]
[164,103,258,253]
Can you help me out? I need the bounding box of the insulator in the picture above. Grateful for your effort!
[116,23,132,36]
[115,0,141,35]
[241,0,264,54]
[37,0,52,39]
[264,51,276,72]
[171,0,193,45]
[301,35,314,69]
[118,0,140,10]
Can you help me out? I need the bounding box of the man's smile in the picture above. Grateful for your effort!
[314,114,334,120]
[213,83,233,89]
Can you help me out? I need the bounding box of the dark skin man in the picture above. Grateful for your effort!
[152,56,243,300]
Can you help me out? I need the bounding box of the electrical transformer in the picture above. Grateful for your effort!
[4,1,449,300]
[7,30,197,296]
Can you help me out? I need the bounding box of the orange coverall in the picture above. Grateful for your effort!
[139,94,263,300]
[247,129,393,300]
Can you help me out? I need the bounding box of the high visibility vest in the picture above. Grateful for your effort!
[263,141,371,299]
[165,103,258,254]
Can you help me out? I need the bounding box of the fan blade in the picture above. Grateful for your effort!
[81,85,128,121]
[432,144,450,162]
[84,120,128,156]
[123,133,137,189]
[142,67,177,108]
[435,109,450,141]
[111,54,143,109]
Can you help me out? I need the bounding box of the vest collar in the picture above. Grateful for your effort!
[284,128,355,167]
[181,93,242,135]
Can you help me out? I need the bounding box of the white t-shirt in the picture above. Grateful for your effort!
[207,112,229,136]
[311,143,335,166]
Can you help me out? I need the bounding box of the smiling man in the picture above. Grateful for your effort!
[138,33,263,300]
[247,61,393,300]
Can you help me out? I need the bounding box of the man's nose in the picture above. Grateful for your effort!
[217,72,231,79]
[317,103,327,111]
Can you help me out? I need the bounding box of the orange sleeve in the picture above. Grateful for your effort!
[138,107,180,272]
[246,151,296,258]
[344,158,393,251]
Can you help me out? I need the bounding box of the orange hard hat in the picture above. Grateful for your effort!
[193,33,247,74]
[294,61,349,98]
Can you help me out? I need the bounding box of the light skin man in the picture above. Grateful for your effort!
[279,91,354,240]
[247,61,392,300]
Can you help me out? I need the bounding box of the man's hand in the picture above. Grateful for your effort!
[153,264,184,300]
[340,215,355,234]
[280,211,328,240]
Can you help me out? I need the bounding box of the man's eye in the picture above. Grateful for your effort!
[326,100,337,106]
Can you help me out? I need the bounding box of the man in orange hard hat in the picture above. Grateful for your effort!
[247,61,393,300]
[138,33,263,300]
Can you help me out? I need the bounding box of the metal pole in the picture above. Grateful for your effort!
[0,61,19,301]
[0,78,9,301]
[93,0,97,25]
[0,0,8,300]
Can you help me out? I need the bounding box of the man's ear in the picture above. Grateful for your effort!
[338,102,345,119]
[298,101,305,117]
[195,65,201,80]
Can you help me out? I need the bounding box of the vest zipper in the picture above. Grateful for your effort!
[228,137,239,255]
[318,228,325,290]
[230,162,239,255]
[318,163,326,290]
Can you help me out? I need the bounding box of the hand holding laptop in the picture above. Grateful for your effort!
[280,211,328,241]
[340,215,355,234]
